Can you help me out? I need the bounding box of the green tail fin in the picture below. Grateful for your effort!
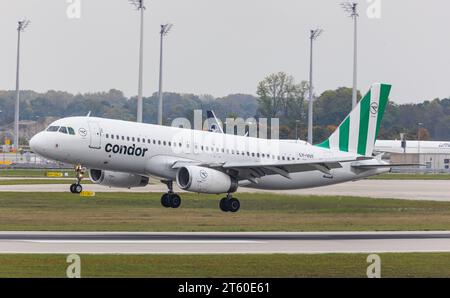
[316,83,392,156]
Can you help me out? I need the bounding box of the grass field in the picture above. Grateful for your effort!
[0,179,92,185]
[0,192,449,231]
[0,169,75,178]
[0,253,448,278]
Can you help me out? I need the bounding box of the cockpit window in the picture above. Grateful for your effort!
[68,127,75,135]
[47,126,60,132]
[59,127,68,134]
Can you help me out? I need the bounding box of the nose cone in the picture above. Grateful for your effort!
[30,132,45,155]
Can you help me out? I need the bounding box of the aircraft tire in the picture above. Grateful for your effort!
[171,194,181,208]
[74,184,83,194]
[219,198,229,212]
[228,198,240,213]
[161,193,171,208]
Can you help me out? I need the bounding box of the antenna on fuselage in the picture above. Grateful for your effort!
[86,111,91,117]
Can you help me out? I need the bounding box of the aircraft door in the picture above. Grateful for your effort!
[88,122,102,149]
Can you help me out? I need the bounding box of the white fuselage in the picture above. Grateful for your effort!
[30,117,388,191]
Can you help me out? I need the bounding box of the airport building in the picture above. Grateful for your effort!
[375,140,450,172]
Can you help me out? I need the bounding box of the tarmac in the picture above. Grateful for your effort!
[0,232,449,254]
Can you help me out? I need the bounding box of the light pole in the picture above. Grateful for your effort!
[295,120,301,141]
[308,28,323,144]
[341,2,359,109]
[14,19,30,151]
[129,0,146,123]
[417,122,423,167]
[158,23,173,126]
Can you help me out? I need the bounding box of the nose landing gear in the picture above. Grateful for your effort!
[70,165,85,194]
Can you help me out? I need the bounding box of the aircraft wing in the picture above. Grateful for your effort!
[216,157,357,181]
[170,156,359,182]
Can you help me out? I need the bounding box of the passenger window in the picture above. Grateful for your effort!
[137,138,140,142]
[68,127,75,135]
[127,136,130,141]
[132,137,135,142]
[106,134,109,138]
[59,127,68,134]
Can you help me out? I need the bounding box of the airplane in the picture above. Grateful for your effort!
[30,83,400,212]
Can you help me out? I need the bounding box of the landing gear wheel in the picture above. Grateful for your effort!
[70,183,76,193]
[219,196,240,212]
[74,184,83,194]
[219,198,229,212]
[228,198,240,213]
[171,194,181,209]
[161,193,181,208]
[161,193,171,208]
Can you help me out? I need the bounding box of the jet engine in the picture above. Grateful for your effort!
[89,169,149,188]
[176,166,238,194]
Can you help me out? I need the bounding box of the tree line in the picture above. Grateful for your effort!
[0,72,449,143]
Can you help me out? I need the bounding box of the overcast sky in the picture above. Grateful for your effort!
[0,0,449,104]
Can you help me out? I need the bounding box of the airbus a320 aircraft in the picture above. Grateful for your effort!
[30,83,398,212]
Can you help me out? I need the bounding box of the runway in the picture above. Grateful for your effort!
[1,179,449,201]
[1,232,450,254]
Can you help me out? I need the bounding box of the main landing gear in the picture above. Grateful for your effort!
[160,180,181,209]
[219,193,240,213]
[158,180,240,212]
[70,165,85,194]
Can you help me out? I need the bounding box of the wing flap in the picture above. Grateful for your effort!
[351,163,423,169]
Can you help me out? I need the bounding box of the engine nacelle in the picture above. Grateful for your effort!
[176,166,238,194]
[89,169,149,188]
